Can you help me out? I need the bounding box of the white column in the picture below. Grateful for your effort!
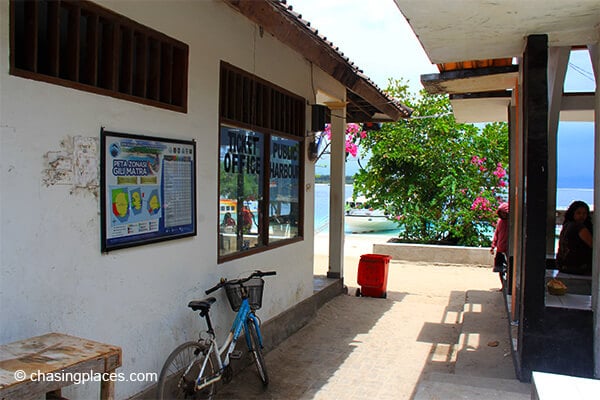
[547,47,570,255]
[588,43,599,379]
[326,102,346,279]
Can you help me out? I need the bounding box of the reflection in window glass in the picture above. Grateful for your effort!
[269,136,300,242]
[219,126,264,256]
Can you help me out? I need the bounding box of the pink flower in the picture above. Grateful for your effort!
[346,141,358,157]
[324,124,332,140]
[471,156,486,166]
[493,165,506,179]
[471,196,491,212]
[346,123,361,134]
[322,123,367,158]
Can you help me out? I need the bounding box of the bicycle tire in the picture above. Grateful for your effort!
[246,318,269,385]
[157,341,216,400]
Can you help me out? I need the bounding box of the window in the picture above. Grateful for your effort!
[219,62,305,260]
[269,136,301,243]
[10,0,188,112]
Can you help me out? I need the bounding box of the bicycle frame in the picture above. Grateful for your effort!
[194,297,263,391]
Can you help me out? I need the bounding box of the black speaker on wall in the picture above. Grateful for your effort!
[311,104,330,132]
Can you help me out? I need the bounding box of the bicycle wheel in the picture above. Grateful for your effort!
[157,341,216,399]
[246,318,269,385]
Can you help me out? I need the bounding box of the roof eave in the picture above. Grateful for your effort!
[222,0,411,121]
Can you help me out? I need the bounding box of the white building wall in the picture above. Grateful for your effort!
[0,1,345,398]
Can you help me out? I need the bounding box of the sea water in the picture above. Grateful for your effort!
[314,184,594,235]
[314,184,351,234]
[556,188,594,210]
[314,184,401,235]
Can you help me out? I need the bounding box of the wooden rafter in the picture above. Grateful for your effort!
[222,0,411,121]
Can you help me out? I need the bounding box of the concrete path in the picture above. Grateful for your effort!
[211,234,531,399]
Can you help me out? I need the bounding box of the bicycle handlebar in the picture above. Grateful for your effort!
[205,270,276,295]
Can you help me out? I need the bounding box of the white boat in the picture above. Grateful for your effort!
[344,196,397,233]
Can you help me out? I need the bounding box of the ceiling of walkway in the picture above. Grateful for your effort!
[393,0,600,64]
[394,0,599,123]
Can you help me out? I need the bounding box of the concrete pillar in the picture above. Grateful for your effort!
[588,42,599,379]
[508,97,520,319]
[519,34,549,380]
[326,102,346,279]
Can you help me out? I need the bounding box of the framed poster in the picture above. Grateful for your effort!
[100,129,196,252]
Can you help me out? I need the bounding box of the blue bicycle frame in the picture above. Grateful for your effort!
[231,298,264,351]
[195,297,263,389]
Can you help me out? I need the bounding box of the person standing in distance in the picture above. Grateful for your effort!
[490,202,509,290]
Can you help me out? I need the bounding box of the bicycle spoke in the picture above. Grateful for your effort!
[159,272,276,399]
[157,342,215,400]
[247,318,269,385]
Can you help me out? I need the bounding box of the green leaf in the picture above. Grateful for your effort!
[354,80,509,246]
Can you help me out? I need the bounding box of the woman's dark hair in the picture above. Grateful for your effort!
[563,200,592,231]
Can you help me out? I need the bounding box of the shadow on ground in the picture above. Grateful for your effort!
[213,291,404,399]
[410,288,525,400]
[211,264,521,400]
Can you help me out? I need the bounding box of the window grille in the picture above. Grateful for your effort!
[10,0,189,112]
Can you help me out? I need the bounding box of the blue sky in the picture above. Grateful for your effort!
[557,122,594,188]
[293,1,596,189]
[559,50,595,189]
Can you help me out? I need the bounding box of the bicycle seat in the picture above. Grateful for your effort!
[188,297,216,312]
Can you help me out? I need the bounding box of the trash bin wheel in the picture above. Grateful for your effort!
[382,291,387,299]
[355,288,361,297]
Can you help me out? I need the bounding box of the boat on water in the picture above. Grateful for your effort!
[345,196,397,233]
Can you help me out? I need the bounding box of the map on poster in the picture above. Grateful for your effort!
[101,130,196,251]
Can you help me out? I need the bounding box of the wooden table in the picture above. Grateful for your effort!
[0,332,121,400]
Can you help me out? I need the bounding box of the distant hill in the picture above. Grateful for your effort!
[315,153,363,177]
[315,175,354,184]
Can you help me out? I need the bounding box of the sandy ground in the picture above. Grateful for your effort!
[313,232,499,291]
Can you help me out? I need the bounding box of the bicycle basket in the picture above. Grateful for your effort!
[225,277,265,311]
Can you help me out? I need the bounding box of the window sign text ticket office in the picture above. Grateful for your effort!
[222,130,299,178]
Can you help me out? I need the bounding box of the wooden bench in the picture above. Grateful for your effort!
[0,332,122,400]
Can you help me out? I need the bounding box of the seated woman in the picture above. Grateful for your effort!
[556,200,593,275]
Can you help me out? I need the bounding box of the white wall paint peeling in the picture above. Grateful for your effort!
[43,136,99,195]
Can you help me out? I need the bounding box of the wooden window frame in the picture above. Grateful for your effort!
[218,62,306,263]
[10,0,188,113]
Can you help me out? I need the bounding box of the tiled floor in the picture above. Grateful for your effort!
[213,261,518,400]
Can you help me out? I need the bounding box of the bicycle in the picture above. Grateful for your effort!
[157,270,276,399]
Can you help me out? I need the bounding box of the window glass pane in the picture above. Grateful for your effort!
[219,126,264,256]
[269,136,300,242]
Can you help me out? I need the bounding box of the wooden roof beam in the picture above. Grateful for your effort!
[222,0,411,120]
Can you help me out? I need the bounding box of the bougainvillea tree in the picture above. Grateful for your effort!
[317,122,367,159]
[352,79,509,246]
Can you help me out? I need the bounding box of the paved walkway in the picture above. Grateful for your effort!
[212,234,531,399]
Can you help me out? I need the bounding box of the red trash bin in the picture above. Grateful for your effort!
[356,254,391,298]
